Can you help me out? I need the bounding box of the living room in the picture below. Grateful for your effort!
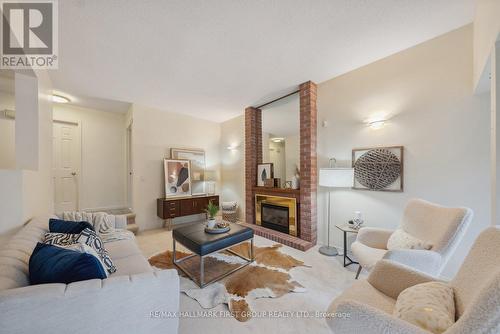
[0,1,499,334]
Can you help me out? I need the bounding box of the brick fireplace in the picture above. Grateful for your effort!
[243,81,317,251]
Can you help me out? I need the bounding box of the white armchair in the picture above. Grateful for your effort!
[327,227,500,333]
[351,199,472,278]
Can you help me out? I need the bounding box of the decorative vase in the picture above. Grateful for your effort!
[207,218,216,229]
[353,211,364,229]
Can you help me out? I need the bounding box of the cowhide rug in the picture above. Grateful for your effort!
[149,243,309,322]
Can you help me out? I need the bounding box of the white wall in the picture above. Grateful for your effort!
[220,115,245,220]
[317,25,490,278]
[0,170,23,236]
[493,43,500,226]
[53,105,127,210]
[15,73,39,170]
[0,91,15,169]
[131,104,221,230]
[0,69,54,235]
[21,69,54,222]
[473,0,500,90]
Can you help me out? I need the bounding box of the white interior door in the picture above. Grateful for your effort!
[53,121,81,213]
[126,123,133,209]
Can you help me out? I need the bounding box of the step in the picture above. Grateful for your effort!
[127,223,139,235]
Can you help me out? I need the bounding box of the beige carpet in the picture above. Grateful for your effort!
[136,227,361,334]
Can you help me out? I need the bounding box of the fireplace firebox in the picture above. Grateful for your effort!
[261,203,289,234]
[255,194,297,236]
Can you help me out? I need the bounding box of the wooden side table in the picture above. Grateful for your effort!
[336,224,359,267]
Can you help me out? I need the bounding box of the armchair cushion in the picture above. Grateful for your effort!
[356,227,394,249]
[328,300,429,334]
[394,282,455,334]
[383,249,442,276]
[328,279,396,315]
[351,241,387,270]
[367,260,439,299]
[400,199,472,253]
[387,229,432,250]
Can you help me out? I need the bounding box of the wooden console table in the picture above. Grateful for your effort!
[157,195,219,219]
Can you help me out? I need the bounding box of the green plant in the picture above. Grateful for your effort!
[205,200,219,219]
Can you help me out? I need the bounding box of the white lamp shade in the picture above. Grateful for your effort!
[319,168,354,188]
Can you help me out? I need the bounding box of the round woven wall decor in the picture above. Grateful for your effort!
[354,148,401,190]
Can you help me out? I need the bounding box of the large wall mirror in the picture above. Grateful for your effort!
[261,92,299,188]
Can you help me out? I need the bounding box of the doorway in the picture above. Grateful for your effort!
[53,120,81,213]
[126,122,133,209]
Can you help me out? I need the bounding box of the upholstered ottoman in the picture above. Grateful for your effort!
[172,222,254,287]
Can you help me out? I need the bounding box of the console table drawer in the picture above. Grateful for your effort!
[157,195,219,219]
[164,200,180,218]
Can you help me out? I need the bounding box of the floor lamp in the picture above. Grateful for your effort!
[318,168,354,256]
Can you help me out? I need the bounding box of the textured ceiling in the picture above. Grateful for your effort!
[50,0,475,121]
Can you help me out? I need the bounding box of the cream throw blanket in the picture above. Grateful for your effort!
[61,211,133,242]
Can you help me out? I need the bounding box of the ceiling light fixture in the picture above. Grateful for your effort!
[271,137,284,142]
[52,94,71,103]
[368,120,386,130]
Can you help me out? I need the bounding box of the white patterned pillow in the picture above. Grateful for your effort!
[394,282,455,334]
[43,232,78,246]
[76,228,116,274]
[221,201,237,211]
[387,229,432,250]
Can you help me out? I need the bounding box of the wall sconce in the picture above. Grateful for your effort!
[52,94,71,103]
[227,143,240,150]
[368,120,386,130]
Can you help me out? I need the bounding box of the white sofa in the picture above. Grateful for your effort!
[0,215,180,334]
[351,199,472,278]
[327,226,500,334]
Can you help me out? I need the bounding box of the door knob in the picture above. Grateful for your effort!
[71,172,77,176]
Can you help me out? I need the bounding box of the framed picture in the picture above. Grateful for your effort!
[352,146,404,192]
[257,163,274,187]
[170,148,206,195]
[164,159,192,197]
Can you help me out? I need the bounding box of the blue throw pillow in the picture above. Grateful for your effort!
[29,243,107,284]
[49,218,94,234]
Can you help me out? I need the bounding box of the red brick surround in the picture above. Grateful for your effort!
[299,81,318,245]
[244,81,317,251]
[244,107,262,226]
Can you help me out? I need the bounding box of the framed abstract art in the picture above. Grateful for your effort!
[170,148,206,195]
[256,163,274,187]
[352,146,404,192]
[164,159,192,197]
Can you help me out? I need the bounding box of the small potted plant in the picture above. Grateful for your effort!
[205,200,219,229]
